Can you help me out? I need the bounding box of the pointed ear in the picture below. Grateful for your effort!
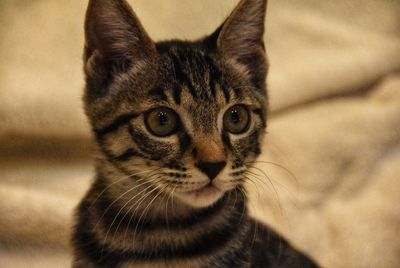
[216,0,268,87]
[84,0,156,98]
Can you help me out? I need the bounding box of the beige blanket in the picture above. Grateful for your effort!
[1,0,399,267]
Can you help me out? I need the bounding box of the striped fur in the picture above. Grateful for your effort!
[72,0,317,267]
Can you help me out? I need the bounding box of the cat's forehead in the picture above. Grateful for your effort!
[153,42,255,103]
[155,45,225,132]
[157,43,224,100]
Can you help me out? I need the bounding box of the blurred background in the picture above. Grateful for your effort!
[0,0,400,267]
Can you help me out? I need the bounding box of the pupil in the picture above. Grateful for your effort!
[158,112,169,126]
[231,110,240,124]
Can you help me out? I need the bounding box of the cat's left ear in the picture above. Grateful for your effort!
[211,0,268,88]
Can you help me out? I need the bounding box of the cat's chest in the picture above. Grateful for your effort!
[120,259,203,268]
[119,256,251,268]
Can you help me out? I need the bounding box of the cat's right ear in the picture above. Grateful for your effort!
[207,0,268,90]
[84,0,156,98]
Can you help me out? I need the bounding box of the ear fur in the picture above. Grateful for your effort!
[215,0,268,88]
[84,0,156,98]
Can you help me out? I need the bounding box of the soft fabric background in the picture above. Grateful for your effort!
[1,0,399,267]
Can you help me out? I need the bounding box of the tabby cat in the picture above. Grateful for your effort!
[72,0,318,267]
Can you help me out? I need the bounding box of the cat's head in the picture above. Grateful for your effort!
[84,0,268,208]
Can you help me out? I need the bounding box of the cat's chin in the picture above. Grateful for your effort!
[174,185,225,208]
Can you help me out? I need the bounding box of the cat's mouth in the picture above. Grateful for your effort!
[175,183,224,207]
[183,183,220,197]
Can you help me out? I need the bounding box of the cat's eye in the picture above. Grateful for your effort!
[223,105,250,134]
[145,107,179,137]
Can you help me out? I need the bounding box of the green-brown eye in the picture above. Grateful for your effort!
[223,105,250,134]
[145,107,179,137]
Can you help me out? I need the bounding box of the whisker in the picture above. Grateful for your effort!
[100,175,162,251]
[243,173,283,216]
[165,184,178,233]
[245,166,299,209]
[245,169,281,195]
[112,175,164,249]
[235,184,259,249]
[124,182,172,250]
[245,159,299,189]
[241,172,264,201]
[251,218,258,250]
[232,186,239,210]
[93,174,161,231]
[90,167,163,207]
[246,166,282,206]
[236,187,247,224]
[132,183,169,241]
[250,170,299,208]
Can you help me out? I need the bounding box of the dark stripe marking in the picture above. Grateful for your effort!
[178,132,192,158]
[172,85,182,105]
[94,113,139,137]
[252,108,266,127]
[96,139,131,176]
[128,125,170,160]
[113,148,141,162]
[96,189,234,233]
[75,197,246,266]
[221,131,233,152]
[170,53,197,99]
[204,55,223,100]
[148,87,168,101]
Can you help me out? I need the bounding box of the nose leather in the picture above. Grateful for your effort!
[196,161,226,180]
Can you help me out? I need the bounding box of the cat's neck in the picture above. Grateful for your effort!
[85,167,247,248]
[74,166,251,266]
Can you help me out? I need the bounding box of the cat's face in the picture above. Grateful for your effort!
[84,0,268,208]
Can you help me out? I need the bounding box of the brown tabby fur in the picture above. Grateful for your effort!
[71,0,318,267]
